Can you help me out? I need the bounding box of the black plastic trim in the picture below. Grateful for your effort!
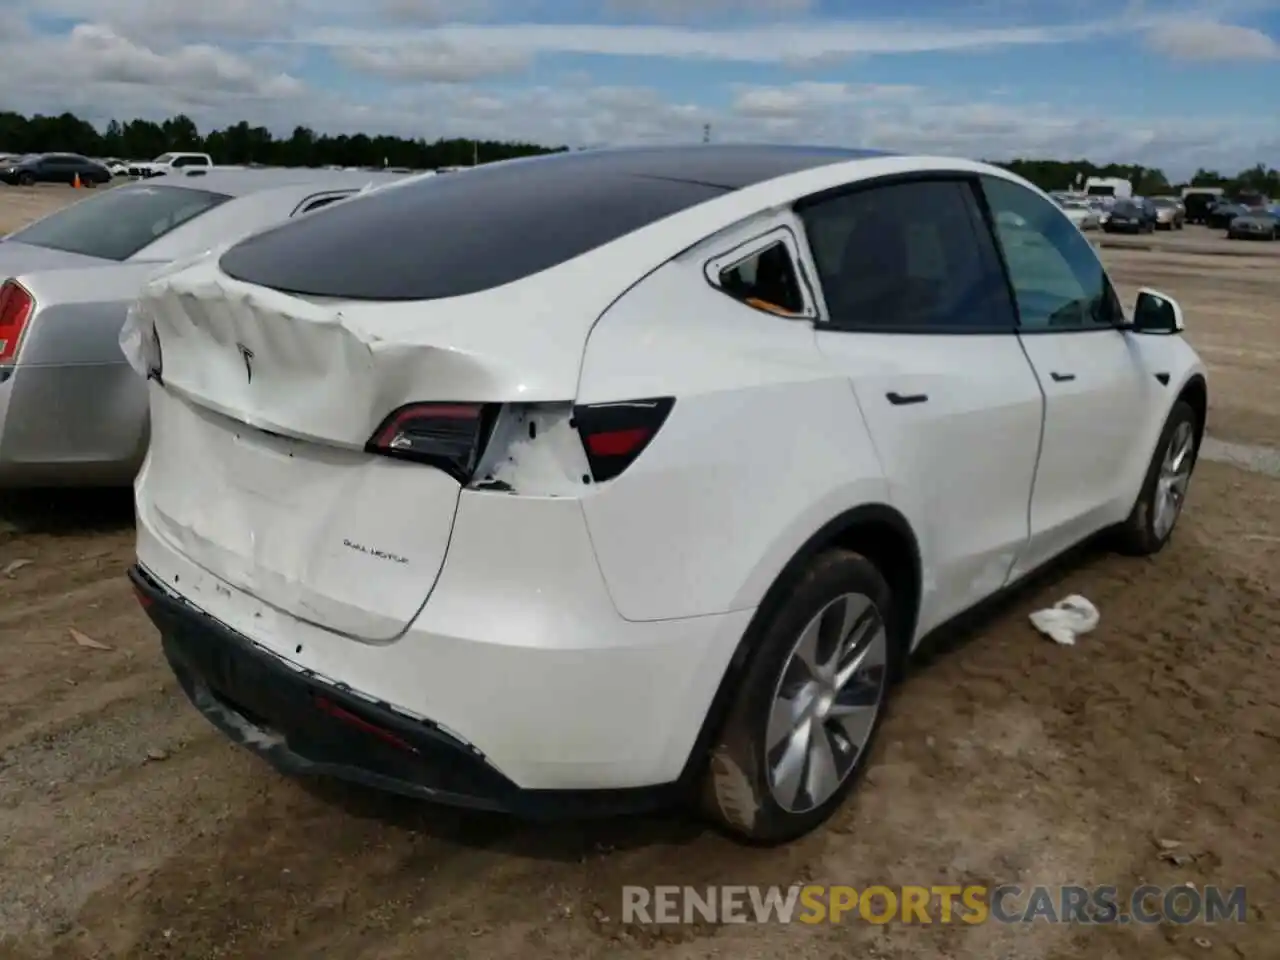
[130,564,684,819]
[886,391,928,405]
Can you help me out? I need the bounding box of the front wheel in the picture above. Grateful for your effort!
[700,549,895,844]
[17,172,33,187]
[1113,400,1199,556]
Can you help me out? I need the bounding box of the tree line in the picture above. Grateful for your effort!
[1,110,1275,196]
[991,158,1278,199]
[0,111,563,169]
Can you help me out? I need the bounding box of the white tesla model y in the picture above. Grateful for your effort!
[122,145,1207,843]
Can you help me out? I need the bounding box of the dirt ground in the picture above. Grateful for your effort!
[1,187,1277,960]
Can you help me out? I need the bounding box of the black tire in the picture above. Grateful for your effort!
[1113,400,1199,557]
[17,172,34,187]
[699,549,897,844]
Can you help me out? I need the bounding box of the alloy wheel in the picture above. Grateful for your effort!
[1153,420,1194,541]
[765,592,888,813]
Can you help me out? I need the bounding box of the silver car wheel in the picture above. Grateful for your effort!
[1153,420,1194,541]
[766,592,888,813]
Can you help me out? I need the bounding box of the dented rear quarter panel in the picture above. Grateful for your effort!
[575,255,890,623]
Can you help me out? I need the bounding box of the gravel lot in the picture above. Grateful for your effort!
[2,186,1277,960]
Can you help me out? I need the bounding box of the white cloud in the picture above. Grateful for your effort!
[732,82,919,117]
[605,0,815,20]
[0,22,305,121]
[379,0,495,25]
[1145,19,1279,59]
[30,0,305,40]
[335,39,531,81]
[301,19,1112,64]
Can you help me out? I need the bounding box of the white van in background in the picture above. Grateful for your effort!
[1084,177,1133,202]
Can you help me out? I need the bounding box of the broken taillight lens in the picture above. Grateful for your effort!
[365,402,495,483]
[574,397,675,482]
[0,280,35,365]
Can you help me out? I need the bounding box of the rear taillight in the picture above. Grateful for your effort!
[365,402,495,483]
[574,397,674,482]
[0,280,35,365]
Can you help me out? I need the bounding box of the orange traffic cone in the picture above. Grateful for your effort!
[73,173,81,188]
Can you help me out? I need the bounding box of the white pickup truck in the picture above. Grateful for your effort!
[126,152,213,178]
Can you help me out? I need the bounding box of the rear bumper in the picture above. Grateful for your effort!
[0,362,146,487]
[133,480,754,797]
[132,563,695,817]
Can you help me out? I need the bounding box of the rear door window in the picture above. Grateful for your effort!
[797,178,1016,332]
[8,184,230,261]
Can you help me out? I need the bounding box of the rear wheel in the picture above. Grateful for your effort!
[700,549,894,844]
[1113,400,1198,556]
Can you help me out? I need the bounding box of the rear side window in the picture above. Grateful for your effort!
[717,242,805,315]
[798,179,1016,332]
[8,185,229,261]
[298,194,348,214]
[218,159,727,300]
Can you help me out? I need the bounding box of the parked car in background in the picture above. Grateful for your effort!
[1055,196,1100,230]
[1150,197,1185,230]
[0,153,111,187]
[122,144,1207,843]
[127,152,214,178]
[1226,207,1279,241]
[1181,187,1224,225]
[1102,198,1156,233]
[0,168,413,487]
[103,159,131,177]
[1207,200,1250,230]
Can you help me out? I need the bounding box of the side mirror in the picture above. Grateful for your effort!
[1132,288,1184,334]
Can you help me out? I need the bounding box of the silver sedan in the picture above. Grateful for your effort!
[0,168,414,487]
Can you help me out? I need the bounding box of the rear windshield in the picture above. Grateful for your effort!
[9,184,230,261]
[219,159,727,300]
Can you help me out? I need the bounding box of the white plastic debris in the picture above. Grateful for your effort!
[1029,595,1099,646]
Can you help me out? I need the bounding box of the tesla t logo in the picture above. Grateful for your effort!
[237,343,254,383]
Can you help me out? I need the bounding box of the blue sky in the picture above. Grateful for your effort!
[3,0,1278,177]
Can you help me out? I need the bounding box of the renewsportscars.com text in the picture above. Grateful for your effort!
[621,884,1247,925]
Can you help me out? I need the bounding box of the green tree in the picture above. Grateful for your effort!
[0,109,564,169]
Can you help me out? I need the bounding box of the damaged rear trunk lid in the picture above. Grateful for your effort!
[125,256,599,643]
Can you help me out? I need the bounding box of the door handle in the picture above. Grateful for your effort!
[1050,371,1076,382]
[886,391,928,406]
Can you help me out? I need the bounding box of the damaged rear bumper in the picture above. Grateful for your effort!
[130,563,685,818]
